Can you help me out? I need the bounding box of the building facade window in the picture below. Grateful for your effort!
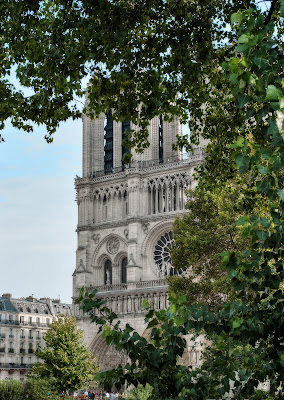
[104,110,114,173]
[121,257,127,283]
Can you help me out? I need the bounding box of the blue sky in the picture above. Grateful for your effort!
[0,112,189,305]
[0,119,82,304]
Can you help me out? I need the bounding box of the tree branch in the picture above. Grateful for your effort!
[264,0,278,25]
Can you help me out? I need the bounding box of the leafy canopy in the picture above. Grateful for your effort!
[78,1,284,399]
[32,315,99,393]
[0,1,265,160]
[169,181,248,309]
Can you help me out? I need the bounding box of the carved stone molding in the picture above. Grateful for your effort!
[92,233,101,244]
[142,222,150,234]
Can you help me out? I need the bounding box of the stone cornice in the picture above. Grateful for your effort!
[76,211,188,232]
[75,153,205,189]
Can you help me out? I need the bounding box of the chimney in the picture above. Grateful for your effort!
[2,293,12,299]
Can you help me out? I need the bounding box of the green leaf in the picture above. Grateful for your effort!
[177,295,187,305]
[235,153,250,173]
[280,0,284,17]
[222,251,231,265]
[256,180,271,193]
[231,12,244,25]
[232,318,243,329]
[237,94,250,108]
[260,217,270,228]
[231,137,245,148]
[236,216,249,226]
[266,85,282,101]
[141,299,150,309]
[238,34,249,44]
[277,189,284,202]
[168,304,176,314]
[256,230,269,242]
[174,315,185,326]
[257,165,269,175]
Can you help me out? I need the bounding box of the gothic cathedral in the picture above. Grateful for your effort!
[72,111,205,370]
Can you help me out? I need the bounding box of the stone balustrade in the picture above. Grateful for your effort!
[73,279,168,317]
[83,279,167,294]
[93,289,169,315]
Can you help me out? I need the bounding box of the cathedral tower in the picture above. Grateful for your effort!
[73,111,205,370]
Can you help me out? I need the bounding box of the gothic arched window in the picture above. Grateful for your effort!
[104,260,112,285]
[153,231,177,277]
[121,257,127,283]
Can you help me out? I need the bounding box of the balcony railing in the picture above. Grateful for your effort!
[0,320,48,326]
[8,349,14,353]
[0,320,19,326]
[0,333,5,338]
[9,334,14,338]
[0,348,5,352]
[20,322,48,327]
[28,349,34,354]
[83,279,167,294]
[85,151,205,180]
[20,349,26,353]
[0,363,29,369]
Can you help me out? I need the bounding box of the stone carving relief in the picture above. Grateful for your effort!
[76,259,85,273]
[92,233,101,244]
[105,269,111,285]
[124,229,129,239]
[142,222,150,234]
[106,237,120,254]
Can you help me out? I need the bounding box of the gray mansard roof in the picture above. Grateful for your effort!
[0,294,71,316]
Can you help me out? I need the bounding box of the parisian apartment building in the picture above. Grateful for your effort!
[0,293,71,381]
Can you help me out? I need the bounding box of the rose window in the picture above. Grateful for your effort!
[153,231,177,277]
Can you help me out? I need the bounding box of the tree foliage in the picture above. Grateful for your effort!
[0,0,266,165]
[2,0,284,398]
[32,315,99,393]
[168,177,271,309]
[25,376,59,400]
[0,379,25,400]
[127,383,154,400]
[77,1,284,399]
[168,182,248,309]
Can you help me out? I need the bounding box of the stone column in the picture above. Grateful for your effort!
[149,187,153,215]
[154,186,158,214]
[165,185,169,212]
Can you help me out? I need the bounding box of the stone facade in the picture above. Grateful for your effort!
[72,111,206,370]
[0,293,71,381]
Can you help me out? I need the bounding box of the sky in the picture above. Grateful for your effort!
[0,117,190,305]
[0,119,82,304]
